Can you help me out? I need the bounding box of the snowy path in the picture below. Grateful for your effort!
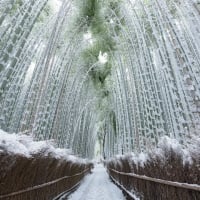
[67,164,125,200]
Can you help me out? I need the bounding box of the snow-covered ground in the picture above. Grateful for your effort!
[67,164,125,200]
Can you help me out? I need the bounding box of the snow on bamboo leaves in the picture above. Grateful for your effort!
[73,0,124,152]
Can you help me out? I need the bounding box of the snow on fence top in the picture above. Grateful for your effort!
[0,129,87,163]
[108,136,200,167]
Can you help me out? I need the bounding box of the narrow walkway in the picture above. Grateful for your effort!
[67,164,125,200]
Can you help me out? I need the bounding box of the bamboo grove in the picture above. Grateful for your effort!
[0,0,200,159]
